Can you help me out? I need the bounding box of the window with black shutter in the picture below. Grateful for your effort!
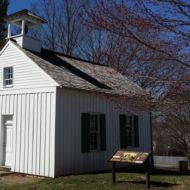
[81,113,106,153]
[120,114,139,148]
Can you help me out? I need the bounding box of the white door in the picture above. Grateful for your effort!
[3,116,13,167]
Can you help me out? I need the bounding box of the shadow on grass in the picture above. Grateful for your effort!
[116,167,190,176]
[151,169,190,176]
[117,180,180,188]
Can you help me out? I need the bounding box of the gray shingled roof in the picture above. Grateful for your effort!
[20,46,147,97]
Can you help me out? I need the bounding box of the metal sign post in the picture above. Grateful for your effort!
[146,158,151,188]
[112,162,116,184]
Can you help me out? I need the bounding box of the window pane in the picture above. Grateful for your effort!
[5,80,9,86]
[9,80,13,85]
[89,115,98,151]
[90,133,97,150]
[8,73,12,79]
[126,116,133,146]
[127,131,132,146]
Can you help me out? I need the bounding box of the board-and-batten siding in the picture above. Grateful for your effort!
[0,88,56,177]
[55,88,151,176]
[0,42,57,90]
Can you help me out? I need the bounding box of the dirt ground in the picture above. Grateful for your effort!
[0,173,43,186]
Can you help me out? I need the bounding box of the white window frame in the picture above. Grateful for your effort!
[89,114,101,152]
[3,67,13,88]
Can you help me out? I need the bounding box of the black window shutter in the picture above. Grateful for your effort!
[100,114,106,151]
[134,115,139,147]
[81,113,90,153]
[120,114,127,149]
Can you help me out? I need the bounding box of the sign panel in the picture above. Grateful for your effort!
[110,150,150,164]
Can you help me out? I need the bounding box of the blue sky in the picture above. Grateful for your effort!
[8,0,37,14]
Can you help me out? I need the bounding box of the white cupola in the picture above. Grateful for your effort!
[5,9,47,53]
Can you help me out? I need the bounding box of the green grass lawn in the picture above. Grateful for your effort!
[0,172,190,190]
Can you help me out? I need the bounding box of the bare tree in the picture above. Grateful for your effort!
[152,78,190,159]
[85,0,190,68]
[82,1,187,97]
[32,0,89,56]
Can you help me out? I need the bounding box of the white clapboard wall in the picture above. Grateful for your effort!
[0,88,56,177]
[55,88,152,176]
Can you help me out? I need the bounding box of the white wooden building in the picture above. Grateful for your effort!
[0,10,152,177]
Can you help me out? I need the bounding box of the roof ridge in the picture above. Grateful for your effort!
[31,48,111,90]
[41,48,109,67]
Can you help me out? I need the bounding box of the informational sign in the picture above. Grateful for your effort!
[110,150,150,164]
[109,150,152,188]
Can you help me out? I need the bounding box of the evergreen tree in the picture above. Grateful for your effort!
[0,0,9,48]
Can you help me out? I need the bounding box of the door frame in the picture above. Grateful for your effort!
[0,115,13,167]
